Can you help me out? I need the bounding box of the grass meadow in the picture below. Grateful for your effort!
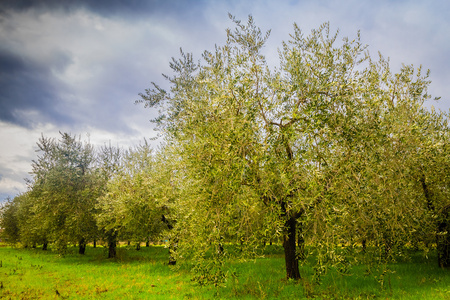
[0,243,449,299]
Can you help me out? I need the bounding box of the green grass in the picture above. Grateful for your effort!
[0,244,449,299]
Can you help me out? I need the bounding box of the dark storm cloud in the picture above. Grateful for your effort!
[0,48,75,127]
[0,0,209,132]
[0,0,206,18]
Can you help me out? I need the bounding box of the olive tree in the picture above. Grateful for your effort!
[96,142,176,258]
[29,132,101,254]
[138,15,447,280]
[0,197,20,244]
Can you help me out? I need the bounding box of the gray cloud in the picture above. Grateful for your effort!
[0,47,75,127]
[0,0,214,133]
[0,0,207,20]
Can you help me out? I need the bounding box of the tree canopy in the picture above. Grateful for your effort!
[26,133,102,253]
[138,16,450,280]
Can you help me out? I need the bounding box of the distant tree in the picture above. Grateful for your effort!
[95,143,123,256]
[0,197,20,244]
[0,192,51,249]
[29,132,101,254]
[16,192,51,249]
[96,142,175,258]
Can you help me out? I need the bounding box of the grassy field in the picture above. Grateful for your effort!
[0,243,449,299]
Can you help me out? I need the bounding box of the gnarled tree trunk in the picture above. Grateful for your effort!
[421,176,449,268]
[437,205,450,268]
[297,220,305,260]
[107,231,117,259]
[79,238,86,255]
[283,216,301,279]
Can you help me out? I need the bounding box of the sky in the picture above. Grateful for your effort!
[0,0,449,202]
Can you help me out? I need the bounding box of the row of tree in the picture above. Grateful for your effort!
[0,134,173,258]
[1,16,449,282]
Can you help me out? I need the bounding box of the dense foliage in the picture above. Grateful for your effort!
[96,141,175,255]
[138,16,450,280]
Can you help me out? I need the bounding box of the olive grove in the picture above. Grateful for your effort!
[1,15,449,284]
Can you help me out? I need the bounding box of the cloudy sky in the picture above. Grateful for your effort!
[0,0,449,202]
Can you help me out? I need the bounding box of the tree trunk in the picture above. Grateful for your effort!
[297,221,305,260]
[93,239,97,248]
[42,242,48,251]
[108,236,117,258]
[108,241,116,258]
[79,239,86,255]
[136,242,141,251]
[437,205,450,268]
[283,216,301,280]
[420,175,449,268]
[107,231,117,259]
[280,137,302,280]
